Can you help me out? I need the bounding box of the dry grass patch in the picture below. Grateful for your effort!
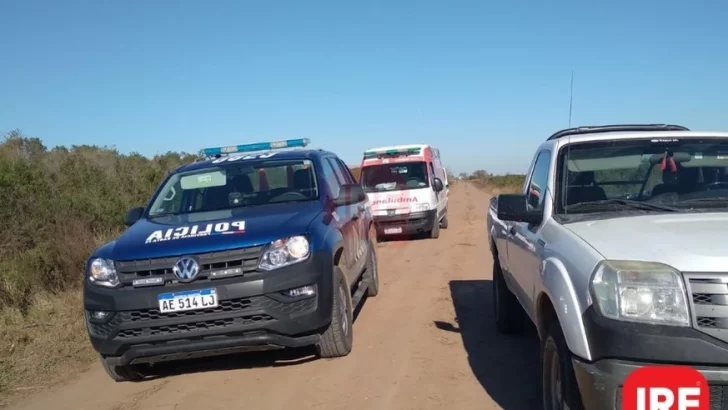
[0,290,94,405]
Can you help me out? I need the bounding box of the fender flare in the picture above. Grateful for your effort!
[535,257,592,361]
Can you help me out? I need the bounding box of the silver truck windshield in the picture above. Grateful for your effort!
[147,159,318,218]
[556,138,728,213]
[360,162,429,193]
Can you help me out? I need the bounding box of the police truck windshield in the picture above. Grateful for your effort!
[147,159,318,217]
[360,162,429,192]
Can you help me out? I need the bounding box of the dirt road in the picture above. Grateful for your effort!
[10,182,542,410]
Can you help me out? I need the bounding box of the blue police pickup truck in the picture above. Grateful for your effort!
[83,139,380,381]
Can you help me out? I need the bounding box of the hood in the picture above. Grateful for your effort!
[365,188,432,216]
[563,212,728,272]
[102,201,322,261]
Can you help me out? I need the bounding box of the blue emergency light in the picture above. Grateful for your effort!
[200,138,311,157]
[363,147,421,159]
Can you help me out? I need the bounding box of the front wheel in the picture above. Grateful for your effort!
[439,211,449,229]
[100,357,145,382]
[429,218,441,239]
[316,267,354,358]
[541,321,584,410]
[364,225,380,297]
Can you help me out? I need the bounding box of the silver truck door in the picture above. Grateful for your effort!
[508,150,551,314]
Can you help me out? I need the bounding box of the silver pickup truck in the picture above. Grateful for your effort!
[486,124,728,410]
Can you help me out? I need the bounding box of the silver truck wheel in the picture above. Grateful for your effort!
[541,321,584,410]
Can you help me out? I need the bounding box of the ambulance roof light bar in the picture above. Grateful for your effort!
[363,146,421,159]
[199,138,311,159]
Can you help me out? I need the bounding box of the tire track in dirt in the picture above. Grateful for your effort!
[9,183,541,410]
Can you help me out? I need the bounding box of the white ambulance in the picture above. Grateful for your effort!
[359,144,449,239]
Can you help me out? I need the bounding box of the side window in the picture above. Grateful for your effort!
[527,151,551,211]
[320,158,342,198]
[332,158,356,185]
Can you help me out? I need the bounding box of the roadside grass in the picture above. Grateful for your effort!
[468,177,524,196]
[0,290,94,405]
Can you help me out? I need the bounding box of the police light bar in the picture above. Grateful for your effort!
[200,138,310,157]
[363,147,421,159]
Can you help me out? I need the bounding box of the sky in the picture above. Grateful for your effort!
[1,0,727,175]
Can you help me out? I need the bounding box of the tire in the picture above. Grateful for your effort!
[100,357,145,382]
[316,266,354,358]
[364,225,380,297]
[493,260,526,334]
[439,211,449,229]
[541,320,585,410]
[429,218,441,239]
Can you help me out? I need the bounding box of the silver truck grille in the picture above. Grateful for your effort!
[685,273,728,343]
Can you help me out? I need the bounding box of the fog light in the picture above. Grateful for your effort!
[90,311,110,321]
[283,285,316,298]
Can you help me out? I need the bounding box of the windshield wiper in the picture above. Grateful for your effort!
[564,199,684,213]
[148,211,182,218]
[674,197,728,208]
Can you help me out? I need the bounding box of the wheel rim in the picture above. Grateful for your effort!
[338,285,349,336]
[548,348,563,409]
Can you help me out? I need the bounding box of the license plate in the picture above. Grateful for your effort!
[384,227,403,235]
[158,288,218,313]
[387,210,396,216]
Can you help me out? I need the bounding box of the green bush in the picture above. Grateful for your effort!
[0,130,197,311]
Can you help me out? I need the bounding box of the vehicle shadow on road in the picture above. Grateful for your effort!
[434,279,542,410]
[141,346,320,380]
[137,295,372,382]
[378,233,429,243]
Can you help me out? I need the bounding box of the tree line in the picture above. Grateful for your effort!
[0,131,525,312]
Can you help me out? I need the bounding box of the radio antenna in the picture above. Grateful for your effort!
[564,70,575,215]
[568,70,574,127]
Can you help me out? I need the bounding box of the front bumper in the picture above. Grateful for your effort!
[573,359,728,410]
[84,251,334,366]
[373,209,437,236]
[574,306,728,409]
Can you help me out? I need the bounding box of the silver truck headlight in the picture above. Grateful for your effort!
[589,260,689,326]
[88,258,120,287]
[258,235,310,271]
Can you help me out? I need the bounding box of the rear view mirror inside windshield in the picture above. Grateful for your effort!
[181,170,227,190]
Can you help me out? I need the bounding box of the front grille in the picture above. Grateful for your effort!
[115,246,264,286]
[88,313,124,337]
[122,298,254,322]
[617,385,728,409]
[116,314,274,339]
[685,273,728,343]
[87,295,317,339]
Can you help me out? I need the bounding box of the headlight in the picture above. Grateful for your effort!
[411,203,430,212]
[88,258,120,288]
[258,235,310,271]
[590,260,689,326]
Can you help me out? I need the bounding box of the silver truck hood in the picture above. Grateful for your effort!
[563,212,728,272]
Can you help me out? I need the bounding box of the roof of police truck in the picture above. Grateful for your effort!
[172,138,332,173]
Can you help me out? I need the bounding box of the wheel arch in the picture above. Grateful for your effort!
[535,257,592,361]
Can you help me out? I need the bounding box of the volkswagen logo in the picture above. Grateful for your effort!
[172,257,200,282]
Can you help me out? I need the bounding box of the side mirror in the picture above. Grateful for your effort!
[496,194,543,225]
[332,184,367,206]
[433,177,444,192]
[124,207,145,226]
